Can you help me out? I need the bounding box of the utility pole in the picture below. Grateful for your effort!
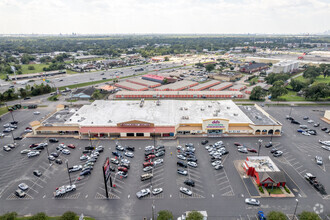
[258,139,262,157]
[5,103,15,122]
[66,160,72,186]
[292,199,299,220]
[152,201,155,220]
[45,144,51,165]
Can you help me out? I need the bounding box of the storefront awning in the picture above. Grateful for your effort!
[80,126,175,134]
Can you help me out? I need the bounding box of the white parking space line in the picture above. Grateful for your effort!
[218,180,229,186]
[219,185,231,191]
[295,165,303,170]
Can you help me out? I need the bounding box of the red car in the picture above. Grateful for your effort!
[29,143,39,148]
[234,142,242,146]
[247,148,257,153]
[117,167,128,172]
[67,144,76,149]
[145,155,155,161]
[143,162,154,168]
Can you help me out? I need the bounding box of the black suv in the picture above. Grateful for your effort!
[85,146,94,150]
[49,138,59,143]
[177,161,187,168]
[184,179,195,187]
[126,146,135,151]
[201,140,208,145]
[155,145,165,151]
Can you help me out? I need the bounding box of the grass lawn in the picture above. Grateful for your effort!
[266,187,283,195]
[20,63,49,74]
[278,91,306,101]
[66,69,80,74]
[0,106,8,116]
[295,75,330,84]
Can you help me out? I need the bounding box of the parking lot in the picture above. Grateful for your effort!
[0,105,329,219]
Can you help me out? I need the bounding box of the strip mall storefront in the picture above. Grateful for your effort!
[79,120,175,138]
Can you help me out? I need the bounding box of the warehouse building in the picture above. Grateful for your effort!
[30,100,281,139]
[142,74,176,84]
[126,78,161,88]
[154,80,198,91]
[115,90,244,99]
[209,82,233,91]
[229,84,246,91]
[188,80,220,91]
[240,63,269,74]
[115,81,148,91]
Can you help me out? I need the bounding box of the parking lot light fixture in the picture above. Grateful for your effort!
[258,139,262,157]
[292,199,299,220]
[66,160,72,186]
[46,144,51,165]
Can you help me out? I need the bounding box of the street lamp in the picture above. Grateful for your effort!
[292,199,299,220]
[289,104,294,117]
[257,139,262,157]
[45,144,51,165]
[152,201,155,220]
[66,160,72,186]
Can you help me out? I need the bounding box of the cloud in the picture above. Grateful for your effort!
[0,0,329,34]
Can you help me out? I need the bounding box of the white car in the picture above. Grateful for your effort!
[20,149,31,154]
[18,183,29,191]
[3,123,10,128]
[62,149,70,155]
[145,146,154,151]
[65,184,76,192]
[319,140,330,146]
[177,145,184,151]
[245,198,260,206]
[24,129,32,133]
[69,165,82,173]
[187,161,198,168]
[302,131,310,136]
[211,160,222,167]
[80,155,89,160]
[27,151,40,158]
[177,154,186,160]
[121,159,130,164]
[307,120,314,124]
[143,166,153,172]
[180,187,192,196]
[116,145,125,151]
[238,148,248,153]
[152,188,163,195]
[48,155,55,161]
[321,145,330,151]
[33,111,40,115]
[124,152,134,158]
[154,159,163,166]
[315,156,323,165]
[117,171,128,178]
[0,133,5,138]
[136,188,150,198]
[215,164,224,170]
[3,146,11,152]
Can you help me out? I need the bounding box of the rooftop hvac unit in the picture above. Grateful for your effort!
[201,108,205,111]
[234,113,238,116]
[180,107,183,110]
[227,107,230,109]
[184,107,188,110]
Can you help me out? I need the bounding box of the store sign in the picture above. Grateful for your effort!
[206,120,225,129]
[118,120,153,127]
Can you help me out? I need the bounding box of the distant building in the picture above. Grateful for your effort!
[142,74,176,84]
[240,63,269,74]
[321,110,330,124]
[243,156,286,187]
[72,87,96,100]
[273,61,299,73]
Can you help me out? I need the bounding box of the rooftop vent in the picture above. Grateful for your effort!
[234,113,238,116]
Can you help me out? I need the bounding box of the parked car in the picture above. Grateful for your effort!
[215,164,224,170]
[238,148,248,153]
[177,161,187,168]
[33,170,42,177]
[49,138,59,143]
[184,179,195,187]
[143,166,153,172]
[117,171,128,178]
[315,156,323,165]
[177,169,188,176]
[55,159,62,164]
[152,188,163,195]
[273,150,283,157]
[15,189,26,198]
[18,183,29,191]
[247,148,257,153]
[187,161,198,168]
[179,187,192,196]
[3,146,11,152]
[20,149,31,154]
[136,188,150,199]
[67,144,76,149]
[27,151,40,158]
[69,165,82,173]
[126,146,135,151]
[124,152,134,158]
[201,140,208,145]
[145,155,156,161]
[302,131,310,136]
[62,149,71,155]
[265,142,272,148]
[143,162,153,168]
[80,169,91,176]
[116,145,125,151]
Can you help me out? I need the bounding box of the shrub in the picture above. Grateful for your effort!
[259,186,264,193]
[29,212,47,220]
[60,211,77,220]
[298,211,321,220]
[0,212,17,220]
[157,210,173,220]
[284,186,290,194]
[267,211,287,220]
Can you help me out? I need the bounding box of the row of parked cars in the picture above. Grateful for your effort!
[287,115,329,134]
[205,141,228,170]
[78,145,104,177]
[176,143,199,197]
[136,145,165,199]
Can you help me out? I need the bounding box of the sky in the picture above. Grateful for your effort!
[0,0,329,35]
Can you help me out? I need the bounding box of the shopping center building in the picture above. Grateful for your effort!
[30,100,282,139]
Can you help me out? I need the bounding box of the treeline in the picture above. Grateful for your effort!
[1,35,329,55]
[0,83,52,102]
[0,211,94,220]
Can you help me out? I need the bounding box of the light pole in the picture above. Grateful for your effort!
[258,139,262,157]
[289,105,293,117]
[45,144,51,165]
[5,103,16,122]
[270,124,275,142]
[66,160,72,186]
[152,200,155,220]
[292,199,299,220]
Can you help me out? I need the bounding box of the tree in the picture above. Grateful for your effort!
[157,210,173,220]
[230,67,234,70]
[59,211,77,220]
[29,212,47,220]
[267,211,287,220]
[303,67,320,79]
[0,212,17,220]
[164,57,169,61]
[91,90,103,100]
[298,211,321,220]
[269,80,288,99]
[249,86,266,100]
[303,83,330,100]
[186,211,204,220]
[28,65,35,70]
[205,64,215,72]
[265,73,290,85]
[290,79,307,92]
